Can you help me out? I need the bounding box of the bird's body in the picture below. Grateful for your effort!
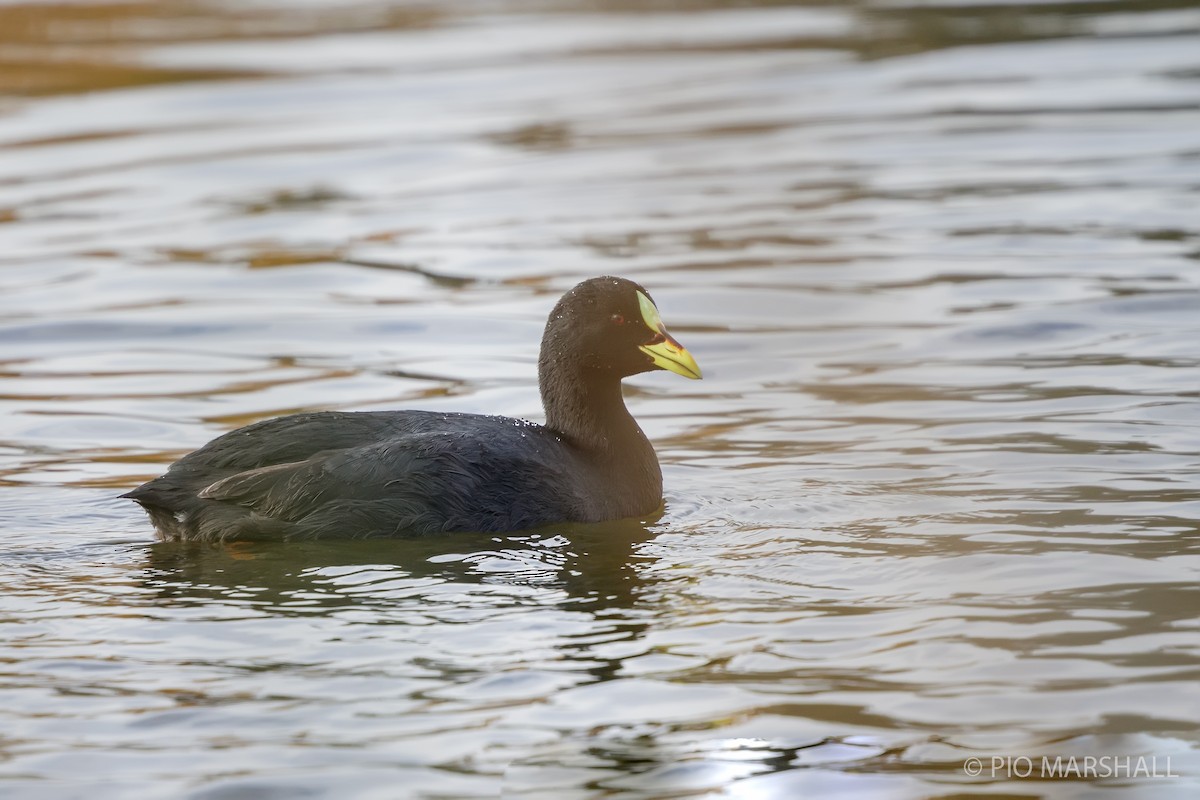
[123,276,700,541]
[125,409,660,541]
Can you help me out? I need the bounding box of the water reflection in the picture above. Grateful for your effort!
[0,2,441,97]
[142,517,659,618]
[3,0,1200,796]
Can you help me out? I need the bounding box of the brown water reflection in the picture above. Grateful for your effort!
[2,0,1199,797]
[0,2,442,96]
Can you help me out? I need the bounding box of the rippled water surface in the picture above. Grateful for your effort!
[2,1,1199,797]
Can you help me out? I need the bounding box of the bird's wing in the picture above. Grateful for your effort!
[197,437,454,522]
[176,411,407,474]
[197,429,579,537]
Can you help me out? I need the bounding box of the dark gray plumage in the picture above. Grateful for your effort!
[122,276,702,541]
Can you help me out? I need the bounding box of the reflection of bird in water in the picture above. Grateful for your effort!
[124,277,700,542]
[142,515,660,619]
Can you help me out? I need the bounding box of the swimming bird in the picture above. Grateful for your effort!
[122,276,701,541]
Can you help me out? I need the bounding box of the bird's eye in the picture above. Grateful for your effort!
[611,314,624,324]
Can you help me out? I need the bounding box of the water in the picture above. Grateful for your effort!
[2,1,1199,797]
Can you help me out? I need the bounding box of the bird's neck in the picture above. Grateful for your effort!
[538,345,665,515]
[539,360,646,457]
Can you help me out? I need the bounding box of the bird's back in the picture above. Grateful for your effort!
[124,410,597,541]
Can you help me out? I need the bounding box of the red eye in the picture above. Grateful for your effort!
[611,314,624,324]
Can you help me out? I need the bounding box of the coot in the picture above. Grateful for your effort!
[123,276,701,541]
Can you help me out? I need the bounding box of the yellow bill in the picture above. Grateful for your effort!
[636,290,702,380]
